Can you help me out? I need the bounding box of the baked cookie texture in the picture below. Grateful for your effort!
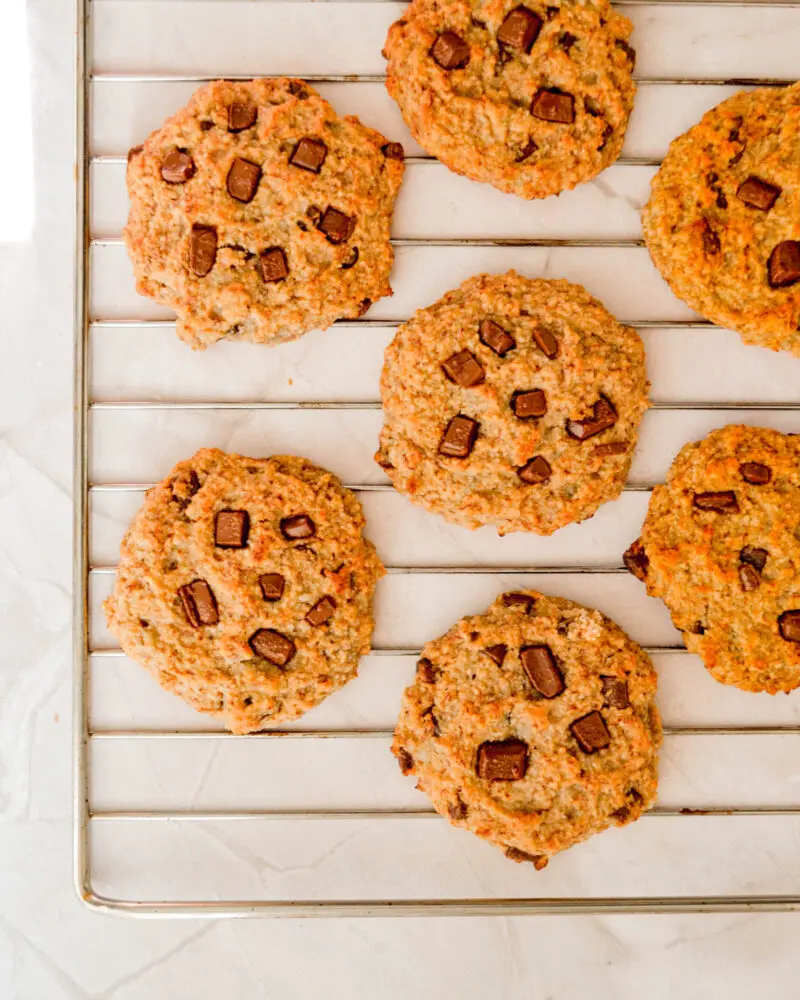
[376,271,649,534]
[104,449,384,733]
[392,591,661,867]
[383,0,636,199]
[642,84,800,356]
[626,426,800,694]
[124,78,404,349]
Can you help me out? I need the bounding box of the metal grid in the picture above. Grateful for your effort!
[75,0,800,916]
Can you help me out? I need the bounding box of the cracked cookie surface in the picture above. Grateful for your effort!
[392,590,661,867]
[125,78,404,349]
[375,271,649,534]
[104,449,384,733]
[383,0,636,198]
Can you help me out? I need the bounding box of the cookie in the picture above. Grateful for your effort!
[392,590,661,867]
[642,84,800,356]
[104,449,384,733]
[375,271,649,534]
[625,425,800,694]
[383,0,636,199]
[124,78,404,349]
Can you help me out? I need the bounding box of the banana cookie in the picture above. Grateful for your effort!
[625,425,800,694]
[642,84,800,355]
[104,449,384,733]
[375,271,649,534]
[125,78,404,349]
[383,0,636,199]
[392,590,661,867]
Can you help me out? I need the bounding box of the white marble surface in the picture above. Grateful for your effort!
[4,0,800,995]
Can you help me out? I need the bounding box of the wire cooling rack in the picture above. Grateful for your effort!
[74,0,800,916]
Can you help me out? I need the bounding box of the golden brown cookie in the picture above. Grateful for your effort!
[104,449,384,733]
[375,271,649,534]
[125,78,404,349]
[642,84,800,355]
[625,425,800,694]
[392,590,661,867]
[383,0,636,199]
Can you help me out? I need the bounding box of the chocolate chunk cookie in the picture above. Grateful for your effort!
[393,591,661,867]
[375,271,649,534]
[642,84,800,355]
[383,0,636,199]
[104,449,384,733]
[124,78,404,349]
[625,425,800,694]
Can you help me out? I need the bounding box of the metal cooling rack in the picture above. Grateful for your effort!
[75,0,800,916]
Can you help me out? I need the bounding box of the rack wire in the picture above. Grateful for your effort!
[75,0,800,915]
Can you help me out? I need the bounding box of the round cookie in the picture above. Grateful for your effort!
[375,271,649,534]
[392,590,661,867]
[383,0,636,199]
[625,425,800,694]
[104,449,384,733]
[124,78,404,349]
[642,84,800,356]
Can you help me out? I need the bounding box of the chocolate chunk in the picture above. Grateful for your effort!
[520,645,564,698]
[623,538,649,581]
[601,676,629,709]
[179,580,219,627]
[690,621,706,635]
[260,247,289,283]
[249,628,296,666]
[515,138,538,162]
[189,224,217,276]
[382,142,405,160]
[518,455,551,484]
[531,326,559,358]
[505,847,548,868]
[693,491,739,514]
[200,121,214,131]
[476,740,528,780]
[228,101,257,132]
[319,207,356,244]
[431,31,470,70]
[779,611,800,643]
[447,796,467,820]
[259,573,285,601]
[559,31,578,53]
[594,441,628,457]
[616,38,636,66]
[699,218,720,255]
[566,397,617,440]
[531,88,574,124]
[306,596,336,626]
[396,748,414,775]
[739,564,760,592]
[341,247,359,270]
[161,150,195,184]
[769,241,800,288]
[512,389,547,419]
[355,298,372,318]
[439,415,479,458]
[502,593,535,613]
[289,138,328,173]
[281,514,316,540]
[740,461,772,485]
[484,644,508,666]
[497,7,542,52]
[442,349,486,387]
[416,657,438,683]
[570,711,611,753]
[214,509,250,548]
[736,176,781,211]
[227,157,262,203]
[479,318,515,356]
[741,545,768,572]
[288,81,309,98]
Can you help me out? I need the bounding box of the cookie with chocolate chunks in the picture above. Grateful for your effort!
[124,78,404,349]
[383,0,636,199]
[630,425,800,694]
[392,590,661,867]
[376,271,649,534]
[104,449,384,733]
[643,83,800,355]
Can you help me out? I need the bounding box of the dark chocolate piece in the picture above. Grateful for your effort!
[693,491,739,514]
[214,509,250,548]
[179,580,219,627]
[442,349,485,387]
[260,247,289,283]
[382,142,405,160]
[416,658,438,683]
[431,31,470,70]
[227,157,262,203]
[531,326,559,358]
[306,596,336,626]
[736,176,780,211]
[512,389,547,419]
[570,711,611,753]
[601,676,629,709]
[280,514,316,540]
[289,138,328,173]
[517,455,551,484]
[249,628,296,666]
[739,564,760,592]
[740,546,768,572]
[623,538,649,581]
[497,7,542,52]
[700,218,721,255]
[439,415,479,458]
[189,224,217,276]
[594,441,628,457]
[779,611,800,643]
[479,318,515,356]
[740,461,772,485]
[228,101,257,132]
[319,207,356,244]
[161,150,195,183]
[476,740,528,780]
[531,88,574,123]
[396,748,414,774]
[520,645,564,698]
[566,397,617,440]
[484,644,508,666]
[259,573,286,601]
[505,847,548,868]
[502,593,535,613]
